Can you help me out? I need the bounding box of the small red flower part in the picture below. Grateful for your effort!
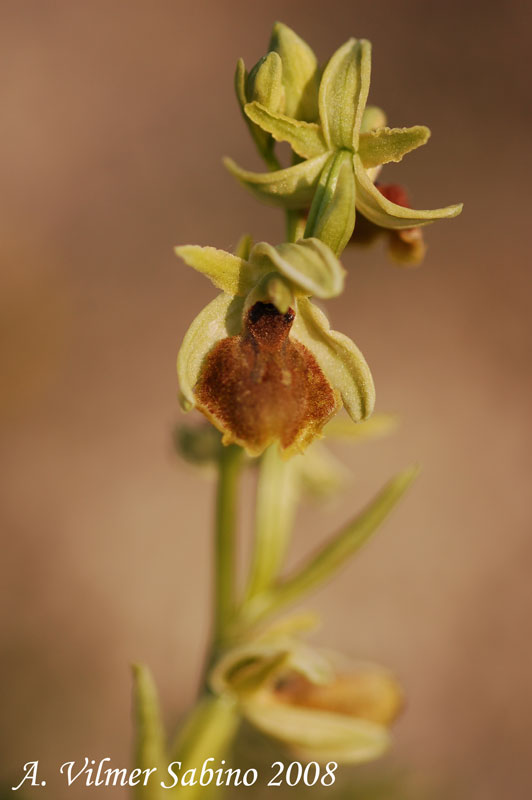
[375,184,426,265]
[195,302,338,456]
[349,182,427,266]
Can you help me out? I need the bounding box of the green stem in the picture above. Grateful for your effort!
[213,445,242,646]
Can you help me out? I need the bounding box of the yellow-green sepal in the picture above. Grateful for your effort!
[244,101,328,160]
[235,54,284,168]
[353,154,463,229]
[177,293,244,409]
[250,238,345,299]
[358,125,431,169]
[304,150,356,256]
[319,38,371,150]
[292,297,374,421]
[242,699,390,765]
[269,22,319,121]
[175,245,258,295]
[224,152,329,209]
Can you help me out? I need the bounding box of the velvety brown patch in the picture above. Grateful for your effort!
[194,302,337,455]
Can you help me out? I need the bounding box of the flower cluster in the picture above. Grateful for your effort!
[228,22,462,258]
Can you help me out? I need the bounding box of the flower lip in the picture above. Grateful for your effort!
[193,301,338,456]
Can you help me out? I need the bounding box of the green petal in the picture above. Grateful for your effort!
[224,153,329,209]
[175,245,257,295]
[132,664,169,799]
[292,297,374,420]
[305,150,356,256]
[250,238,345,299]
[353,154,463,229]
[243,271,295,315]
[235,57,279,169]
[358,125,431,169]
[247,51,284,111]
[210,640,331,697]
[177,293,244,409]
[234,233,254,260]
[242,699,390,765]
[269,22,319,121]
[244,101,328,159]
[319,38,371,150]
[361,105,387,133]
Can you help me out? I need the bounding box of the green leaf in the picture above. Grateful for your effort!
[358,125,431,168]
[250,238,345,299]
[244,101,328,159]
[291,297,374,421]
[132,664,169,800]
[353,154,463,229]
[324,412,398,441]
[224,153,329,209]
[242,699,390,765]
[247,51,284,111]
[361,105,387,133]
[175,245,258,295]
[319,38,371,149]
[269,22,319,121]
[305,150,356,256]
[254,466,418,620]
[177,293,244,409]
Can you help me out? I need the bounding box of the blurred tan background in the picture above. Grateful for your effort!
[1,0,531,797]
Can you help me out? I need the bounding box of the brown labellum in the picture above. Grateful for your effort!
[194,302,338,455]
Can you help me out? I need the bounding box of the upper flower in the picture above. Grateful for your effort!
[227,23,463,257]
[176,236,374,457]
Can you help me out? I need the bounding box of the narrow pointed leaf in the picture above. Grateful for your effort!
[177,293,244,409]
[253,467,418,620]
[324,413,398,440]
[242,700,390,764]
[305,151,356,256]
[245,101,328,159]
[175,245,257,295]
[319,38,371,149]
[250,238,345,299]
[358,125,431,169]
[224,153,329,209]
[269,22,319,121]
[132,664,169,800]
[291,297,374,420]
[354,154,463,229]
